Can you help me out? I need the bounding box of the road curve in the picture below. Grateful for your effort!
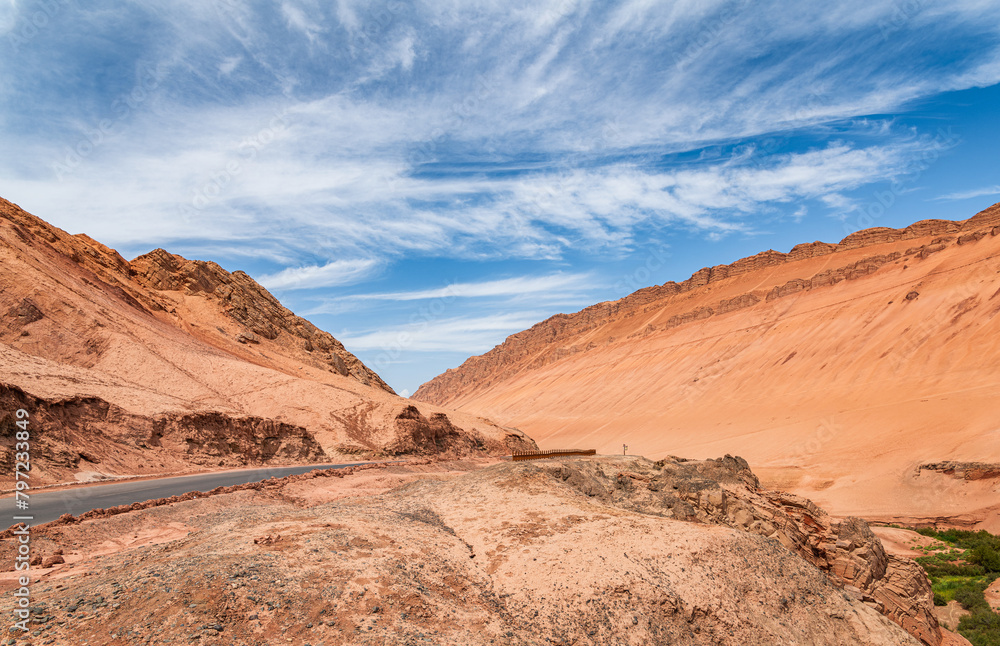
[2,462,378,527]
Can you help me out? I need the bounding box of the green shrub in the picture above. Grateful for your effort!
[954,583,991,613]
[915,528,1000,644]
[958,610,1000,646]
[916,528,1000,561]
[970,545,1000,572]
[918,559,985,578]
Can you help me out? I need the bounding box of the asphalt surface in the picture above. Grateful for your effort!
[2,462,376,527]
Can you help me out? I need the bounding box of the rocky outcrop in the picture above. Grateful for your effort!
[130,248,391,391]
[664,305,714,329]
[0,196,389,393]
[6,298,44,326]
[920,461,1000,481]
[0,457,930,646]
[715,294,760,314]
[875,555,943,645]
[767,278,810,301]
[149,412,326,463]
[0,382,327,476]
[387,405,535,456]
[838,220,963,250]
[541,456,941,645]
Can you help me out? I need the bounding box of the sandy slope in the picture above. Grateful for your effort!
[415,204,1000,527]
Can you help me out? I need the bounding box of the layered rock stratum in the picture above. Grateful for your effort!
[0,455,957,645]
[414,203,1000,530]
[0,197,534,486]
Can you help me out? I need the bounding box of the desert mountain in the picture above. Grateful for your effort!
[415,203,1000,530]
[0,197,534,486]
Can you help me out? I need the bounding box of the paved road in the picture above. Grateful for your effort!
[2,462,377,527]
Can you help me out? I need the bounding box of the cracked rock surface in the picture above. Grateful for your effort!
[0,456,939,645]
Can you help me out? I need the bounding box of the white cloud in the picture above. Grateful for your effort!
[934,185,1000,202]
[281,1,323,42]
[218,56,242,75]
[257,259,381,291]
[339,272,593,302]
[302,272,596,319]
[1,0,998,268]
[394,35,416,71]
[334,0,360,31]
[3,109,923,267]
[339,313,550,353]
[0,0,16,35]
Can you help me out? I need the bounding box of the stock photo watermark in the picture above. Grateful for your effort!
[356,0,407,45]
[50,67,161,181]
[672,0,752,71]
[5,0,70,54]
[177,108,291,219]
[888,260,997,373]
[614,246,672,295]
[9,408,33,633]
[401,75,498,173]
[878,0,924,41]
[511,115,625,241]
[371,285,459,374]
[841,127,959,237]
[787,417,844,464]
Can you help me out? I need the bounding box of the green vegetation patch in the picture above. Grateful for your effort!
[913,528,1000,646]
[932,575,997,605]
[959,611,1000,646]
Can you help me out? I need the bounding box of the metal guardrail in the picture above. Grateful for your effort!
[511,449,597,462]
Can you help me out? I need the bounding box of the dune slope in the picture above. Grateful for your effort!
[415,203,1000,528]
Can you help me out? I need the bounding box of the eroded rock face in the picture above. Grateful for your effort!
[0,383,327,473]
[920,461,1000,481]
[149,412,326,463]
[875,555,942,646]
[129,248,388,390]
[0,196,389,392]
[6,298,44,326]
[389,405,536,456]
[538,456,941,645]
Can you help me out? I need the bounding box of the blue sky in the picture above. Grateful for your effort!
[2,0,999,396]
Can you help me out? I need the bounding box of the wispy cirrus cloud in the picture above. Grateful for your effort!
[333,272,593,302]
[257,258,381,291]
[302,272,596,320]
[3,0,999,265]
[933,185,1000,202]
[338,312,551,353]
[1,126,929,264]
